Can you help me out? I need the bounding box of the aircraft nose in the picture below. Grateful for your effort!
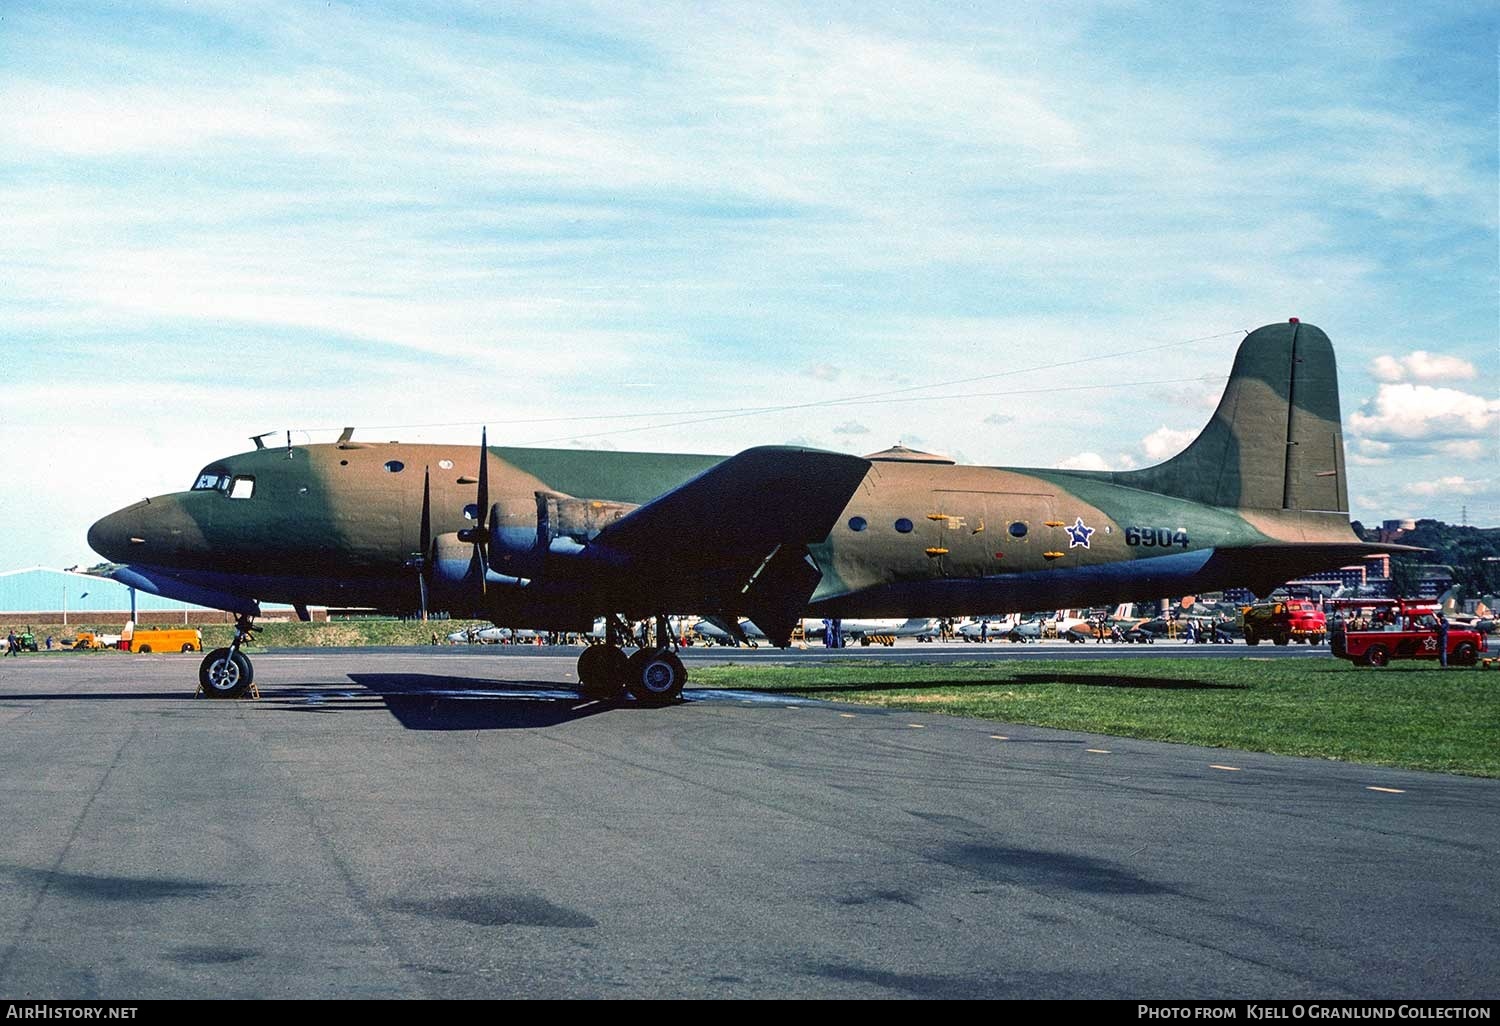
[88,502,148,562]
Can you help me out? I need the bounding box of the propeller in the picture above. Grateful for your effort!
[417,465,432,618]
[457,427,491,596]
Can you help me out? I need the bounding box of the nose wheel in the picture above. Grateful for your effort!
[197,615,259,699]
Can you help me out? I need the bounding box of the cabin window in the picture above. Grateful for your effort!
[848,516,867,532]
[229,476,256,500]
[894,518,914,534]
[1009,521,1028,538]
[438,459,454,470]
[384,460,405,473]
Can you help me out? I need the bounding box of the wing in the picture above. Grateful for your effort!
[582,446,871,644]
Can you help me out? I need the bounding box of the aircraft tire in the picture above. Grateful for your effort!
[199,648,252,698]
[626,648,686,706]
[577,645,626,698]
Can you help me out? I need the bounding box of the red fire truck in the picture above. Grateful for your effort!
[1241,599,1327,646]
[1328,599,1487,667]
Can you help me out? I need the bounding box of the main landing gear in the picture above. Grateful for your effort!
[576,614,687,706]
[198,615,259,699]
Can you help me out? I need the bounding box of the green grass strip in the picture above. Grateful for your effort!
[692,658,1500,778]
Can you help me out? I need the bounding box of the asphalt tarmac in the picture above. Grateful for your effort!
[0,648,1495,999]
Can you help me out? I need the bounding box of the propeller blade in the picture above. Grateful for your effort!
[473,428,489,596]
[418,466,432,619]
[420,466,433,560]
[476,426,489,534]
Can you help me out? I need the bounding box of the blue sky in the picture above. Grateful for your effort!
[1,1,1496,571]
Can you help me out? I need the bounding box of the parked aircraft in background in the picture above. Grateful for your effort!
[446,624,538,644]
[692,616,940,646]
[692,617,768,647]
[89,320,1414,704]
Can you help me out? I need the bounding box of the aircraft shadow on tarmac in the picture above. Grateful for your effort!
[760,673,1242,696]
[256,673,621,731]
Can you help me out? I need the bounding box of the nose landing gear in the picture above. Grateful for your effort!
[198,615,259,699]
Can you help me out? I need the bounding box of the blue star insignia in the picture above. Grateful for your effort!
[1066,517,1094,549]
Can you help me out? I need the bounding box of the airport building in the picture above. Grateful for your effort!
[0,567,322,626]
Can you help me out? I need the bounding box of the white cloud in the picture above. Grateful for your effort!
[1401,476,1487,498]
[1435,440,1487,461]
[0,83,329,157]
[1056,451,1139,471]
[1141,426,1199,462]
[1057,452,1110,471]
[831,420,870,435]
[1369,351,1478,384]
[1348,384,1499,443]
[806,363,841,382]
[982,413,1014,426]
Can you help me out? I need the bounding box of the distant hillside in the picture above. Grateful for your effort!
[1351,519,1500,593]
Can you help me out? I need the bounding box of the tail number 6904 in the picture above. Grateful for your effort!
[1125,527,1189,548]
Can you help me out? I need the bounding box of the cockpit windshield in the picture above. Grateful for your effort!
[192,471,230,492]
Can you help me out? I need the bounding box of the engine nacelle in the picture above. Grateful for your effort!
[486,492,637,577]
[539,492,636,545]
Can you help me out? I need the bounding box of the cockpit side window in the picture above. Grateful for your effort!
[229,476,256,500]
[193,472,228,492]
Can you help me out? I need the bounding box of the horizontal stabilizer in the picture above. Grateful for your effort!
[1202,541,1426,598]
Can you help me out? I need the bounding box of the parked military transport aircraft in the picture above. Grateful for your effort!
[88,320,1413,704]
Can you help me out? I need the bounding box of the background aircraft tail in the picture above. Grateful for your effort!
[1117,320,1348,512]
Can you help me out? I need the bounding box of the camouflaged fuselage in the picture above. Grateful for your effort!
[87,321,1396,627]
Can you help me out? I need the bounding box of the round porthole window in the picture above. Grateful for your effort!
[894,518,914,533]
[384,460,405,473]
[438,459,454,470]
[848,516,867,532]
[463,503,479,521]
[1009,521,1028,538]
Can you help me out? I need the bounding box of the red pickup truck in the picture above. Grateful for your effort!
[1328,599,1487,667]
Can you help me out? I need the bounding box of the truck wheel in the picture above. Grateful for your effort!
[181,643,195,653]
[1364,645,1390,668]
[1452,642,1477,667]
[1273,633,1289,646]
[1244,632,1259,646]
[137,645,152,653]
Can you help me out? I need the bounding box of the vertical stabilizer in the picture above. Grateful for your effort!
[1117,321,1348,512]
